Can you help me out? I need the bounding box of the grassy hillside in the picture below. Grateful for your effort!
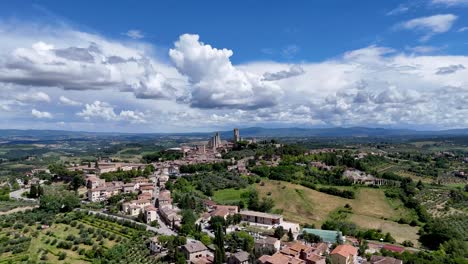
[256,180,419,244]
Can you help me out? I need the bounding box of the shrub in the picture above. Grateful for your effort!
[58,251,67,260]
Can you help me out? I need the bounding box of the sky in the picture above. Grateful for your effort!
[0,0,467,132]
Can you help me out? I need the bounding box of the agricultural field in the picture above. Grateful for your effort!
[256,180,419,244]
[0,210,159,264]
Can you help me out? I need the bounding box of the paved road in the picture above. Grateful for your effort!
[9,188,36,201]
[76,209,176,236]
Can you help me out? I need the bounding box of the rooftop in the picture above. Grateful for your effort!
[182,240,207,253]
[330,244,358,258]
[240,210,282,219]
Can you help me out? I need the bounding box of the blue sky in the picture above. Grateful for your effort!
[0,0,467,132]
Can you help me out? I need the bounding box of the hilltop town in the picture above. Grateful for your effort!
[0,127,467,264]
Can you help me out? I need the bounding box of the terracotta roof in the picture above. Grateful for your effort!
[330,244,358,258]
[258,252,305,264]
[145,205,157,211]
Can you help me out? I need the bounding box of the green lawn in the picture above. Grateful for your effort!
[213,187,250,205]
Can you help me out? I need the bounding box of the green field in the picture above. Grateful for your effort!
[213,187,250,205]
[256,180,419,244]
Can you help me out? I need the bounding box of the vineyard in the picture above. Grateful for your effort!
[0,210,159,263]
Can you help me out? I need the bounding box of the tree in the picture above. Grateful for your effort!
[303,232,322,244]
[384,232,396,244]
[358,240,368,256]
[70,175,85,192]
[274,226,285,239]
[29,184,37,198]
[39,188,80,213]
[214,224,225,264]
[287,228,294,242]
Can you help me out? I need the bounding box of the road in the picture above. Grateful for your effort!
[76,209,176,236]
[9,188,36,201]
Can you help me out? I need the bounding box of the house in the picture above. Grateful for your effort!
[258,252,305,264]
[280,242,326,264]
[149,236,165,254]
[210,205,239,219]
[382,245,404,254]
[227,251,250,264]
[86,176,106,189]
[239,211,283,225]
[159,206,181,228]
[368,256,403,264]
[122,199,151,216]
[145,205,158,223]
[140,185,155,195]
[87,187,115,202]
[330,244,358,264]
[122,183,139,193]
[180,240,211,263]
[156,190,172,208]
[255,237,281,254]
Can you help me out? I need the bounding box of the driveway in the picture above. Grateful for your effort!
[9,188,36,201]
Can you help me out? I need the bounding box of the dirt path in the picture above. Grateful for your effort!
[0,205,38,215]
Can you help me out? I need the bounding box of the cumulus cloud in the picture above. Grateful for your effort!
[436,64,465,74]
[77,101,146,123]
[31,109,53,119]
[263,65,305,81]
[169,34,282,109]
[124,30,144,39]
[398,14,457,41]
[16,91,51,103]
[59,96,82,106]
[0,23,179,100]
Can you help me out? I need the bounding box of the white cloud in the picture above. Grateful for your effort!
[405,45,441,54]
[59,96,82,106]
[77,101,146,123]
[124,30,144,39]
[0,22,180,100]
[431,0,468,6]
[458,27,468,32]
[386,4,410,16]
[169,34,282,109]
[31,109,53,119]
[16,91,51,103]
[398,14,457,41]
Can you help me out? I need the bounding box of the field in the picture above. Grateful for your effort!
[213,187,250,205]
[256,180,419,244]
[0,210,159,264]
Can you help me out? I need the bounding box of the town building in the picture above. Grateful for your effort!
[302,228,344,244]
[145,205,158,223]
[254,237,281,254]
[227,251,249,264]
[180,240,211,263]
[330,244,358,264]
[239,211,283,225]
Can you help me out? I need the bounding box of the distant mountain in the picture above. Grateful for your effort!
[1,127,468,141]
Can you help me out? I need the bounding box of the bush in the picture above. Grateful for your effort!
[402,240,414,247]
[58,251,67,260]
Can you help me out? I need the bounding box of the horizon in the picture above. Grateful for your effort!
[0,1,468,132]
